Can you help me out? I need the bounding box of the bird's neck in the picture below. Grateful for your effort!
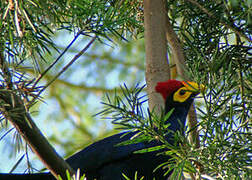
[164,100,193,133]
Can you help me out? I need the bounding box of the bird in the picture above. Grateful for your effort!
[0,80,204,180]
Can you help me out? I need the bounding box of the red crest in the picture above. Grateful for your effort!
[155,80,183,100]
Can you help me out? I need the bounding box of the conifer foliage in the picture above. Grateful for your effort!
[0,0,251,179]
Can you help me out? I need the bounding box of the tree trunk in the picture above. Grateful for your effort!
[144,0,170,114]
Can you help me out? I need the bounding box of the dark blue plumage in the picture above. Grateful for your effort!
[0,80,200,180]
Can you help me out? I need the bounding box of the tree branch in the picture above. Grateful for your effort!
[0,33,99,180]
[0,54,75,179]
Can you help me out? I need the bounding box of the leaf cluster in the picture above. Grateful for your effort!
[97,79,251,179]
[0,0,251,179]
[97,84,203,179]
[165,1,251,178]
[0,0,143,71]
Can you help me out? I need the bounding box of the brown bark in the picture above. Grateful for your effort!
[0,51,75,179]
[165,20,187,79]
[0,90,75,179]
[144,0,170,114]
[144,0,200,148]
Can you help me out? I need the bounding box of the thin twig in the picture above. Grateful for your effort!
[0,127,14,141]
[30,35,97,106]
[43,35,97,91]
[33,31,83,88]
[50,48,145,70]
[14,0,23,37]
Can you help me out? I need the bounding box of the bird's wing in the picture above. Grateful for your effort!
[66,131,148,171]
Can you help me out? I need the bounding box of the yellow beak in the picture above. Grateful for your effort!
[182,81,206,94]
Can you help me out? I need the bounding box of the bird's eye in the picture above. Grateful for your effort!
[174,88,191,102]
[179,89,186,96]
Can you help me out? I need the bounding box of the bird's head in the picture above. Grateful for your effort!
[155,80,205,108]
[155,79,205,131]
